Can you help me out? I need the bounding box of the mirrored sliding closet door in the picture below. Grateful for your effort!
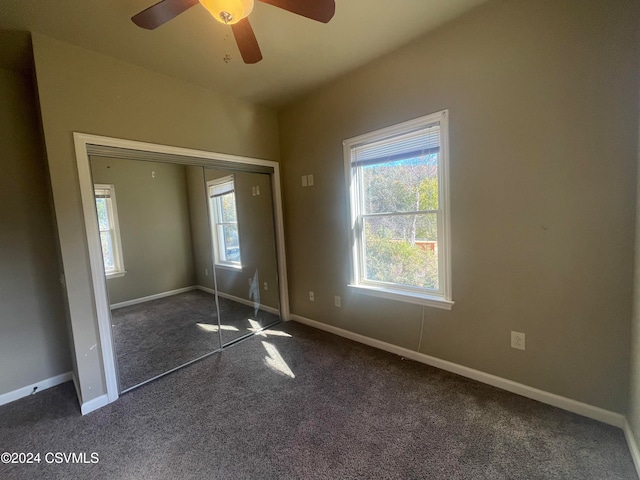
[89,153,282,393]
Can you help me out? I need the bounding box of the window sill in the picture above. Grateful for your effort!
[348,284,453,310]
[105,271,126,279]
[215,263,242,272]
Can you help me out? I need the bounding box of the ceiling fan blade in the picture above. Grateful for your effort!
[231,18,263,64]
[132,0,199,30]
[257,0,335,23]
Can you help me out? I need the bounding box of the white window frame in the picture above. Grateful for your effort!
[343,110,453,310]
[94,184,126,278]
[208,175,242,270]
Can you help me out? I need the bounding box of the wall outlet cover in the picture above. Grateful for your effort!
[511,331,525,350]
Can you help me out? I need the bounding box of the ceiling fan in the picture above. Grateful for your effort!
[131,0,336,64]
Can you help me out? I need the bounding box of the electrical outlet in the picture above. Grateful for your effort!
[205,268,208,276]
[334,295,341,308]
[309,291,315,302]
[511,331,525,350]
[264,282,268,291]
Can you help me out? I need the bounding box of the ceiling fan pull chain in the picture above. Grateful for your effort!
[223,31,232,63]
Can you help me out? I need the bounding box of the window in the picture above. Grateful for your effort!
[94,184,126,278]
[208,176,242,268]
[344,110,452,309]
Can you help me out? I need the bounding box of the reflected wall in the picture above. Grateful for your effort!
[91,157,196,304]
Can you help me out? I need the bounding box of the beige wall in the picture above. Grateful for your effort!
[0,67,70,395]
[31,34,280,403]
[90,157,196,305]
[278,0,640,412]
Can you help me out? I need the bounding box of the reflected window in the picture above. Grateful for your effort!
[208,175,242,267]
[94,184,126,278]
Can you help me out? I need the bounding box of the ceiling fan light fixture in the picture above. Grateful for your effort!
[199,0,254,25]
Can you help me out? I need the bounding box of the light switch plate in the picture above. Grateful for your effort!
[511,331,525,350]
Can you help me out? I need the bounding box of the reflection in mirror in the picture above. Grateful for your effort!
[90,157,222,392]
[201,168,281,345]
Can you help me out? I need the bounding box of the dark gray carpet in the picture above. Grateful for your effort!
[1,321,636,479]
[111,290,280,390]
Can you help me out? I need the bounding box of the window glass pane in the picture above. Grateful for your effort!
[363,213,438,290]
[100,231,115,272]
[211,192,241,266]
[221,224,241,262]
[95,198,110,231]
[362,155,438,214]
[220,192,238,223]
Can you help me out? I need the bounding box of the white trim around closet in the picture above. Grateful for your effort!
[73,133,290,412]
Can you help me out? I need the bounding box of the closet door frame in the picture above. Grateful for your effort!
[74,132,290,411]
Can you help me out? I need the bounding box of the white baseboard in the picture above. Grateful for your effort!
[290,314,625,428]
[197,286,280,316]
[71,372,112,415]
[80,393,109,415]
[0,371,73,407]
[197,285,217,295]
[110,285,280,316]
[110,286,197,309]
[624,420,640,477]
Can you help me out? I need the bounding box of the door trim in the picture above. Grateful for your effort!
[74,132,290,410]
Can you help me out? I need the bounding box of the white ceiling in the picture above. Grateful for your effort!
[0,0,487,107]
